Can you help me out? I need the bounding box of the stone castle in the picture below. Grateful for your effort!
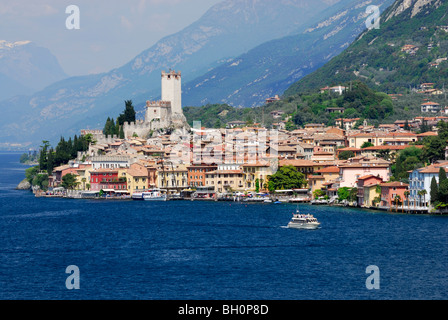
[123,70,190,138]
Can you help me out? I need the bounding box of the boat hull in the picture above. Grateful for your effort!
[143,195,167,201]
[287,222,320,230]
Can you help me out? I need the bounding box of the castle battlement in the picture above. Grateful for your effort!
[161,70,181,79]
[146,100,171,108]
[123,70,189,139]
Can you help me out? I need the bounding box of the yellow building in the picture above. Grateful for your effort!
[205,163,244,194]
[242,162,274,192]
[157,164,188,194]
[73,165,94,191]
[126,163,150,195]
[363,183,381,208]
[308,166,340,195]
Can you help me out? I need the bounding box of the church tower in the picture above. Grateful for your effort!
[161,70,182,115]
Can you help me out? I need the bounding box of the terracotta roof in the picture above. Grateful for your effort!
[416,131,438,137]
[91,168,119,174]
[279,159,319,167]
[338,147,362,152]
[126,165,148,177]
[362,145,424,151]
[316,166,339,173]
[379,182,409,187]
[313,151,334,155]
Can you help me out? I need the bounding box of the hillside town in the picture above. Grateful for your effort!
[26,71,448,214]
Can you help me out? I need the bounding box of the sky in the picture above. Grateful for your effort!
[0,0,222,76]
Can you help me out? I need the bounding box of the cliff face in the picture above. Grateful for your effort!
[385,0,443,20]
[284,0,448,96]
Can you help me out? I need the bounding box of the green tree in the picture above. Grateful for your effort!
[348,188,358,202]
[46,148,55,175]
[62,173,79,190]
[255,178,260,193]
[117,100,136,125]
[361,141,374,148]
[267,166,307,191]
[313,189,326,199]
[119,125,125,139]
[337,187,351,201]
[423,136,446,163]
[338,150,355,160]
[430,176,439,204]
[438,167,448,204]
[377,148,391,161]
[38,140,50,171]
[32,173,49,190]
[25,166,39,184]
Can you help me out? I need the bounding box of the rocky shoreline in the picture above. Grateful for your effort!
[16,178,31,190]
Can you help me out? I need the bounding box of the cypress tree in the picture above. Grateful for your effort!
[103,117,111,136]
[119,125,125,139]
[115,118,120,136]
[430,176,439,204]
[439,167,447,182]
[47,149,55,175]
[438,167,448,204]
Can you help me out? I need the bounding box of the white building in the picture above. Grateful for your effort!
[408,161,448,207]
[421,101,441,113]
[91,155,132,170]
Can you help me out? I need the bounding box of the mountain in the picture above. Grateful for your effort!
[0,41,68,100]
[0,0,343,148]
[181,0,396,108]
[284,0,448,96]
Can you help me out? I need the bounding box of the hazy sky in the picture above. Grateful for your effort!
[0,0,222,76]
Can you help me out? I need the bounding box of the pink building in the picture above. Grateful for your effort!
[379,181,409,209]
[339,156,391,188]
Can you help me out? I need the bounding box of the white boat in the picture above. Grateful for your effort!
[132,192,144,200]
[142,189,167,201]
[287,209,320,230]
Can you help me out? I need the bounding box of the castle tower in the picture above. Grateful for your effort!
[161,70,182,115]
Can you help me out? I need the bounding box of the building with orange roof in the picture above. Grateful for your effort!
[308,166,340,195]
[279,159,323,179]
[416,131,438,140]
[421,101,441,113]
[379,181,409,210]
[205,163,244,194]
[356,175,384,207]
[339,156,391,188]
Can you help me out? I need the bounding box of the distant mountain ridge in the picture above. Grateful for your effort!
[0,40,67,100]
[0,0,345,147]
[181,0,395,108]
[284,0,448,96]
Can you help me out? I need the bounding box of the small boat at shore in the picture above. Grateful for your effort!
[143,189,167,201]
[287,208,320,230]
[132,189,167,201]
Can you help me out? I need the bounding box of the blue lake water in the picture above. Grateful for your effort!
[0,152,447,300]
